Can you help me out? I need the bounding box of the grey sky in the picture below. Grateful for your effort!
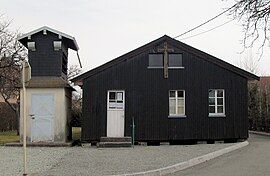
[2,0,269,75]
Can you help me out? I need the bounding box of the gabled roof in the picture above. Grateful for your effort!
[71,35,259,84]
[18,26,79,51]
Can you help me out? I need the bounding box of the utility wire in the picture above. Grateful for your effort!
[179,19,234,40]
[174,4,236,39]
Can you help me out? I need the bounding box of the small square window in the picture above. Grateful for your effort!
[177,90,184,98]
[27,42,36,51]
[217,90,224,97]
[169,91,175,97]
[217,106,224,113]
[217,98,223,105]
[209,106,215,113]
[209,90,215,97]
[53,41,62,51]
[209,98,215,105]
[109,92,116,100]
[149,54,163,68]
[117,92,123,101]
[169,54,182,67]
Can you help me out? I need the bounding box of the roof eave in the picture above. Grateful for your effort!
[70,35,260,83]
[18,26,79,51]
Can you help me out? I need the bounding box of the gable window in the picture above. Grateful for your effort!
[209,89,225,116]
[148,54,163,68]
[169,90,185,116]
[168,54,183,68]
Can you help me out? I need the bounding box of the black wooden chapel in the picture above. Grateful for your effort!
[72,35,259,145]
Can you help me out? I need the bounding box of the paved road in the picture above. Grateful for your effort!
[170,134,270,176]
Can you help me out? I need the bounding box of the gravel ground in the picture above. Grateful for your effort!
[0,147,71,176]
[0,143,236,176]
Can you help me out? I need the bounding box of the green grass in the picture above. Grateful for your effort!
[0,131,19,146]
[72,127,81,140]
[0,128,81,145]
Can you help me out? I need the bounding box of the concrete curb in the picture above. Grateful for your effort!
[116,141,249,176]
[249,130,270,137]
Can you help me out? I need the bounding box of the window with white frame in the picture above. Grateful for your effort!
[208,89,225,116]
[169,90,185,116]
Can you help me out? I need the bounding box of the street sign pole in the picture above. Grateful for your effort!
[22,60,27,176]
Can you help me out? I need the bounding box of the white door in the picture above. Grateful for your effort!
[107,91,125,137]
[30,93,54,142]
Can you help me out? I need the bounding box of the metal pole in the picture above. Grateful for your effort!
[22,60,27,176]
[132,117,135,148]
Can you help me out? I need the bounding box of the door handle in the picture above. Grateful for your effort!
[29,114,35,119]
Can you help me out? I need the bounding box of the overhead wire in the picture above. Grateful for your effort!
[174,3,236,39]
[179,19,234,40]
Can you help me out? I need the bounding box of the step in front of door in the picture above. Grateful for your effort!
[100,137,132,143]
[98,141,132,148]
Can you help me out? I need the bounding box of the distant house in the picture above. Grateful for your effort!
[72,35,259,145]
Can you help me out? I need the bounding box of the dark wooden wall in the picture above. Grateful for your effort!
[81,40,248,142]
[28,31,67,77]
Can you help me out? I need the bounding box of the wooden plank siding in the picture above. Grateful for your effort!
[28,31,67,77]
[81,39,249,142]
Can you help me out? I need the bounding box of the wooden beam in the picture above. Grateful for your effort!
[158,42,174,78]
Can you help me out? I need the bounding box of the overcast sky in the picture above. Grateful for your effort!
[2,0,270,76]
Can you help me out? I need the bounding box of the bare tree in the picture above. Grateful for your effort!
[237,49,259,74]
[0,16,26,133]
[68,65,82,80]
[67,65,82,127]
[228,0,270,56]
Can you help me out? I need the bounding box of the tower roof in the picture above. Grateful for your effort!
[18,26,79,51]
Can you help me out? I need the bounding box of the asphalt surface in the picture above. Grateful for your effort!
[170,134,270,176]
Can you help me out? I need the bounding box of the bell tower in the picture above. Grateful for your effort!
[18,26,79,144]
[18,26,79,79]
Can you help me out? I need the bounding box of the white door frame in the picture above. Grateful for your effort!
[107,90,125,137]
[30,93,54,142]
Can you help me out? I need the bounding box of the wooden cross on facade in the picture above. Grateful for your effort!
[158,42,174,78]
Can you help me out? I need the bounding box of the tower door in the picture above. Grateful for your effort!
[107,91,125,137]
[30,93,54,142]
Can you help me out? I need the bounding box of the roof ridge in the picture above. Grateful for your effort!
[71,35,259,83]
